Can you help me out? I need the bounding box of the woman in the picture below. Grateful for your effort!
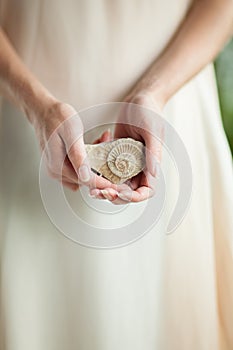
[0,0,233,349]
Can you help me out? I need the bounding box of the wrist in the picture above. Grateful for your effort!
[125,74,169,112]
[125,88,165,114]
[21,83,57,126]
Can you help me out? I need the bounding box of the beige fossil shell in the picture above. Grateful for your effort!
[85,138,145,184]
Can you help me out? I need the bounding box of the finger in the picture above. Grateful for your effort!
[61,180,79,191]
[90,181,154,204]
[68,139,87,170]
[130,186,155,202]
[139,170,157,189]
[141,117,164,177]
[86,173,118,191]
[90,188,128,205]
[100,129,113,142]
[93,129,113,144]
[48,157,78,184]
[129,173,141,190]
[90,188,121,203]
[114,122,129,140]
[116,172,156,203]
[62,157,79,183]
[128,172,156,202]
[111,183,135,204]
[67,136,117,189]
[89,188,105,199]
[111,197,130,205]
[58,114,92,184]
[113,184,133,202]
[143,134,162,177]
[101,188,119,201]
[67,138,92,184]
[116,186,154,203]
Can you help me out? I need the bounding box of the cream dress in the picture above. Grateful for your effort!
[1,1,233,350]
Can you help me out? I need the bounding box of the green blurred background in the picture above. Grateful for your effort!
[215,39,233,155]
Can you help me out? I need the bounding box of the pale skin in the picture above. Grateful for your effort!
[0,0,233,203]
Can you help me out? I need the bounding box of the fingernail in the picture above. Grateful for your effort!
[100,189,113,201]
[118,192,131,201]
[88,193,98,198]
[89,189,101,197]
[78,164,91,182]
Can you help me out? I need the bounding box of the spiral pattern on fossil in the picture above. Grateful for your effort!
[107,142,144,179]
[85,137,145,184]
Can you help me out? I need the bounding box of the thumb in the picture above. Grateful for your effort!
[68,138,91,183]
[144,134,161,178]
[58,112,92,184]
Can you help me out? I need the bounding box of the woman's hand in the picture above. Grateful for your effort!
[31,99,116,191]
[90,92,164,204]
[0,29,115,193]
[90,0,233,204]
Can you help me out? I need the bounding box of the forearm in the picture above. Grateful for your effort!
[0,28,55,122]
[131,0,233,107]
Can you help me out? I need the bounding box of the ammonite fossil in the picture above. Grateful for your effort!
[85,138,145,184]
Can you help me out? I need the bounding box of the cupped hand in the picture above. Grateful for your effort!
[31,100,116,191]
[90,93,164,204]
